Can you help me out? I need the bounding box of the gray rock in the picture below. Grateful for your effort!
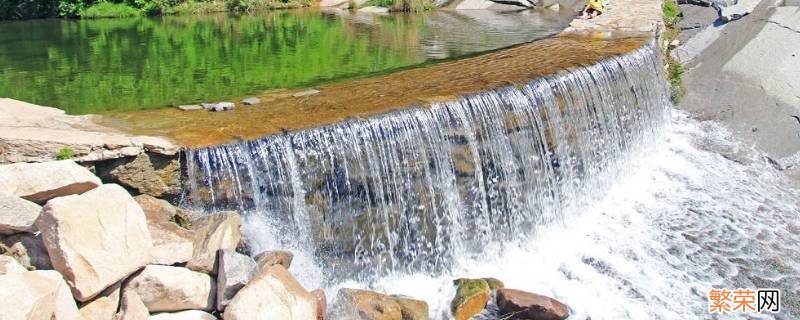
[212,102,235,112]
[292,89,321,97]
[95,152,181,199]
[0,232,53,270]
[178,105,203,111]
[241,97,261,106]
[0,193,40,234]
[216,249,257,311]
[254,250,293,270]
[135,195,194,265]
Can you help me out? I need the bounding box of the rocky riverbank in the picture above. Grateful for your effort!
[0,159,570,319]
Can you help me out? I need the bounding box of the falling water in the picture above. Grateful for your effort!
[183,42,670,281]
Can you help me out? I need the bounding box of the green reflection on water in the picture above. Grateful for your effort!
[0,9,569,114]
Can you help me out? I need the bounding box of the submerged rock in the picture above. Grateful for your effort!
[187,211,242,274]
[36,184,152,302]
[125,265,216,313]
[95,152,181,199]
[0,232,53,270]
[333,288,428,320]
[292,89,320,97]
[0,270,80,320]
[450,278,490,320]
[216,249,257,311]
[241,97,261,106]
[496,288,569,320]
[0,193,40,234]
[254,250,293,270]
[223,265,317,320]
[0,160,101,204]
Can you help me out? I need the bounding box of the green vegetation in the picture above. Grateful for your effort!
[662,0,684,103]
[0,11,429,113]
[0,0,307,19]
[80,2,140,18]
[365,0,432,12]
[56,147,75,160]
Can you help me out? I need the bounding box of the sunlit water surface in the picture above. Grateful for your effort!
[0,8,572,113]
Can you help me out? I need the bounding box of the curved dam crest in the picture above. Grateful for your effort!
[181,41,671,283]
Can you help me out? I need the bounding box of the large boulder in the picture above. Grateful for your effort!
[0,255,27,275]
[0,160,101,204]
[223,265,317,320]
[125,265,216,312]
[333,288,428,320]
[187,212,242,274]
[135,195,194,265]
[36,184,152,301]
[216,249,257,311]
[496,289,569,320]
[0,270,80,320]
[0,193,40,234]
[95,153,181,199]
[117,290,150,320]
[79,283,121,320]
[254,250,293,270]
[149,310,217,320]
[450,278,490,320]
[0,232,53,270]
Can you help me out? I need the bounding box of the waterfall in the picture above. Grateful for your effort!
[182,42,671,282]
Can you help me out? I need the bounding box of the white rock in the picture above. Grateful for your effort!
[216,250,257,311]
[187,212,242,274]
[125,265,216,312]
[149,310,217,320]
[0,193,40,234]
[223,265,317,320]
[36,184,152,301]
[0,160,101,204]
[0,270,80,320]
[357,6,390,13]
[79,283,121,320]
[0,255,27,275]
[117,290,150,320]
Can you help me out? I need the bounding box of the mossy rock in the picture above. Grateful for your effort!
[481,277,504,291]
[450,278,491,320]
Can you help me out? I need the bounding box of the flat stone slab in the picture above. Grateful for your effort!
[241,97,261,105]
[0,98,178,164]
[178,105,203,111]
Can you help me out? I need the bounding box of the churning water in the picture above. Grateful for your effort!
[182,42,800,318]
